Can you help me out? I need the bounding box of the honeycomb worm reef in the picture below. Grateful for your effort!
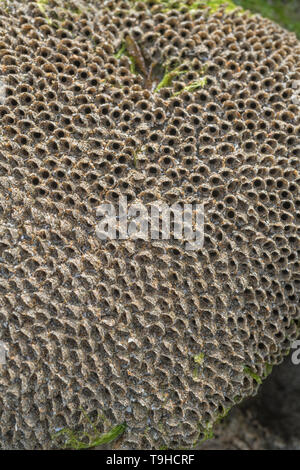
[0,0,299,449]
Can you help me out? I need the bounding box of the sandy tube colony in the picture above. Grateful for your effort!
[0,0,299,450]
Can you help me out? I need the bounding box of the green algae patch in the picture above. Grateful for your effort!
[114,37,147,76]
[154,64,189,92]
[173,77,207,96]
[193,404,233,447]
[216,406,232,423]
[263,363,273,378]
[132,147,144,167]
[114,43,127,60]
[244,365,262,385]
[36,0,48,14]
[194,352,205,364]
[197,0,239,13]
[131,0,242,14]
[52,422,127,450]
[193,422,214,447]
[36,0,85,28]
[115,43,137,74]
[52,407,126,449]
[192,352,205,380]
[36,0,53,25]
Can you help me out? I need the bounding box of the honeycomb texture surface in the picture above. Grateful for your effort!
[0,0,299,449]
